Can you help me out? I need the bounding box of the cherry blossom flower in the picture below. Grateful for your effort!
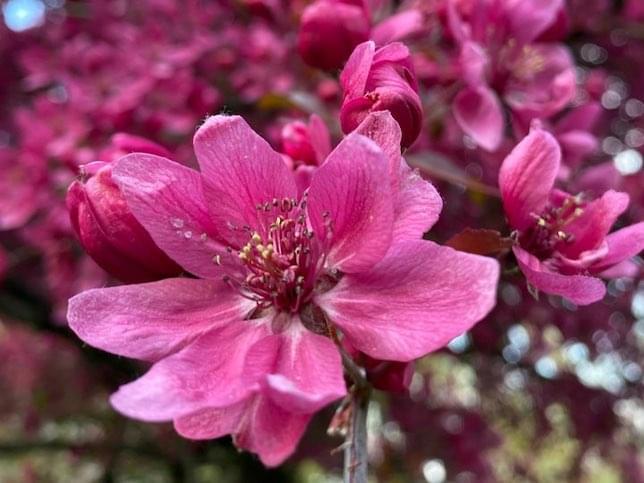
[499,125,644,305]
[68,113,499,465]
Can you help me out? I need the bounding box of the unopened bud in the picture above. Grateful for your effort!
[67,163,181,283]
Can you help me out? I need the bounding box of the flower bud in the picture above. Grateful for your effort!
[364,357,414,393]
[67,162,182,283]
[298,0,371,71]
[280,114,331,167]
[340,41,422,148]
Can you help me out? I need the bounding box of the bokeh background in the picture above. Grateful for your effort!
[0,0,642,481]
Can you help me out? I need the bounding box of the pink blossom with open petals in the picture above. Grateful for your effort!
[499,125,644,305]
[68,114,499,465]
[448,0,576,151]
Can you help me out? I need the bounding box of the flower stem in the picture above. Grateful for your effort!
[340,349,371,483]
[343,383,370,483]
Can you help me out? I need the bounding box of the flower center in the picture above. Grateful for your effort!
[221,196,331,314]
[520,194,585,259]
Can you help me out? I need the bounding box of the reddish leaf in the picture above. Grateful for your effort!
[446,228,512,256]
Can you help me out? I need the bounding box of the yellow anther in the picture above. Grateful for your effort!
[574,208,584,217]
[537,218,547,227]
[251,232,262,244]
[261,249,271,259]
[256,244,265,252]
[239,252,248,261]
[242,244,252,254]
[556,231,567,239]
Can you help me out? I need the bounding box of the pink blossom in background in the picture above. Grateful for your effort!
[447,0,576,151]
[499,126,644,305]
[68,113,499,465]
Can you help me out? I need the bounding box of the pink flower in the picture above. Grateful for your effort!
[448,0,576,151]
[499,126,644,305]
[298,0,371,71]
[279,114,332,168]
[297,0,426,71]
[68,113,499,465]
[340,41,423,148]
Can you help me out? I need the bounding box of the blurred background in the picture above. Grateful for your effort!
[0,0,642,481]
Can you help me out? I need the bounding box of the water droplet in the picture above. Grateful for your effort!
[184,231,193,239]
[171,218,184,229]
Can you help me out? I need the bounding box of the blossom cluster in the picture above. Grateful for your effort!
[0,0,642,480]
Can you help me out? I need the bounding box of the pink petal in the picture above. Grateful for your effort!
[67,278,254,362]
[557,130,598,166]
[317,240,499,361]
[110,319,272,421]
[506,0,564,44]
[308,114,332,164]
[262,324,345,414]
[354,111,402,184]
[174,400,247,440]
[498,127,561,231]
[392,163,442,241]
[371,9,426,45]
[112,154,226,279]
[176,395,311,467]
[340,41,376,100]
[459,41,489,87]
[453,85,504,152]
[562,190,630,258]
[193,115,298,246]
[555,102,602,133]
[589,222,644,274]
[307,133,394,273]
[513,246,606,305]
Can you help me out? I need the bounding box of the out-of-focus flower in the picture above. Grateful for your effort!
[340,41,423,148]
[499,126,644,304]
[298,0,371,71]
[280,114,331,167]
[448,0,576,151]
[68,114,499,466]
[297,0,426,71]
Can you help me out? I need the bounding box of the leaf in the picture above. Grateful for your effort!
[446,228,513,256]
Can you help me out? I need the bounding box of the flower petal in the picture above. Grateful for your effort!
[513,246,606,305]
[193,115,298,246]
[317,240,499,361]
[589,222,644,274]
[67,278,254,362]
[562,190,630,258]
[354,111,442,240]
[261,323,345,414]
[308,133,394,273]
[371,9,426,45]
[340,41,375,100]
[392,163,442,242]
[112,154,226,279]
[110,319,272,421]
[499,127,561,231]
[453,85,504,152]
[176,395,311,468]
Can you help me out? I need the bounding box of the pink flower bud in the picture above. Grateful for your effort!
[281,121,318,166]
[365,359,414,394]
[67,162,182,283]
[298,0,371,71]
[340,41,423,148]
[279,114,332,167]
